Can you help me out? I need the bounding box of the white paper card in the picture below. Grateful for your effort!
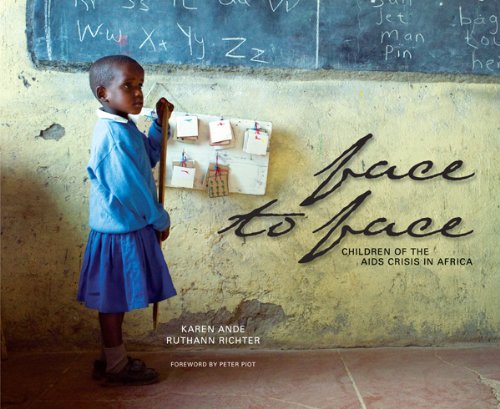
[209,120,233,143]
[171,166,196,188]
[176,115,199,138]
[244,129,269,156]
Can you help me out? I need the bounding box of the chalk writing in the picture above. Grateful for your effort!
[223,37,246,59]
[173,0,198,10]
[122,0,149,12]
[268,0,302,13]
[222,38,268,63]
[458,3,499,73]
[365,0,425,64]
[74,0,95,12]
[29,0,499,75]
[76,20,123,44]
[219,0,250,6]
[178,24,205,60]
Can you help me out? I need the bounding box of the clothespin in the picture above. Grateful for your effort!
[146,110,156,121]
[215,151,220,175]
[180,150,190,174]
[254,121,261,139]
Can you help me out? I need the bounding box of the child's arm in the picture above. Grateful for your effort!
[92,140,170,233]
[160,227,170,241]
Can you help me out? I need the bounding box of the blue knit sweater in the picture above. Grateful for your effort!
[87,109,170,233]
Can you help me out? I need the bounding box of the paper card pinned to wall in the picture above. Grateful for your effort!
[203,163,229,186]
[207,172,229,198]
[171,160,196,188]
[135,99,272,194]
[203,163,230,197]
[176,115,199,139]
[243,129,269,156]
[209,120,233,146]
[171,166,196,188]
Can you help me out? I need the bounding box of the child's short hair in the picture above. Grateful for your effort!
[89,55,143,98]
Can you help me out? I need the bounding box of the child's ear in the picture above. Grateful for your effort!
[96,86,108,102]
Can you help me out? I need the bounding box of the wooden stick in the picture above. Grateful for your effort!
[153,105,170,331]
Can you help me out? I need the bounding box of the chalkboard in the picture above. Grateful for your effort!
[27,0,499,76]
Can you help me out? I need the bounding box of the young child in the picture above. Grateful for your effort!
[77,55,176,385]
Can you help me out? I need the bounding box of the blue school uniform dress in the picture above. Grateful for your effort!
[77,109,176,313]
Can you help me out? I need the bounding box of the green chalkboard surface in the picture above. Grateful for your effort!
[27,0,499,76]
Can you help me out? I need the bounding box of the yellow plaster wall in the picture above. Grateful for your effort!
[1,1,499,350]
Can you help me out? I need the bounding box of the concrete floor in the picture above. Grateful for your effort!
[1,346,499,409]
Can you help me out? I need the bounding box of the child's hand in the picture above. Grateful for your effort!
[160,227,170,242]
[156,97,174,126]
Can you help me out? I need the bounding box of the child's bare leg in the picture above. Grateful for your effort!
[99,312,124,347]
[96,311,158,384]
[99,312,127,373]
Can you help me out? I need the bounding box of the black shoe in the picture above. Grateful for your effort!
[92,359,106,380]
[102,357,159,386]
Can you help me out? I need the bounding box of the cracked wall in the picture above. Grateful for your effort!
[1,1,499,351]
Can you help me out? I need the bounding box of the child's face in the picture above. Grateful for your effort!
[99,62,144,117]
